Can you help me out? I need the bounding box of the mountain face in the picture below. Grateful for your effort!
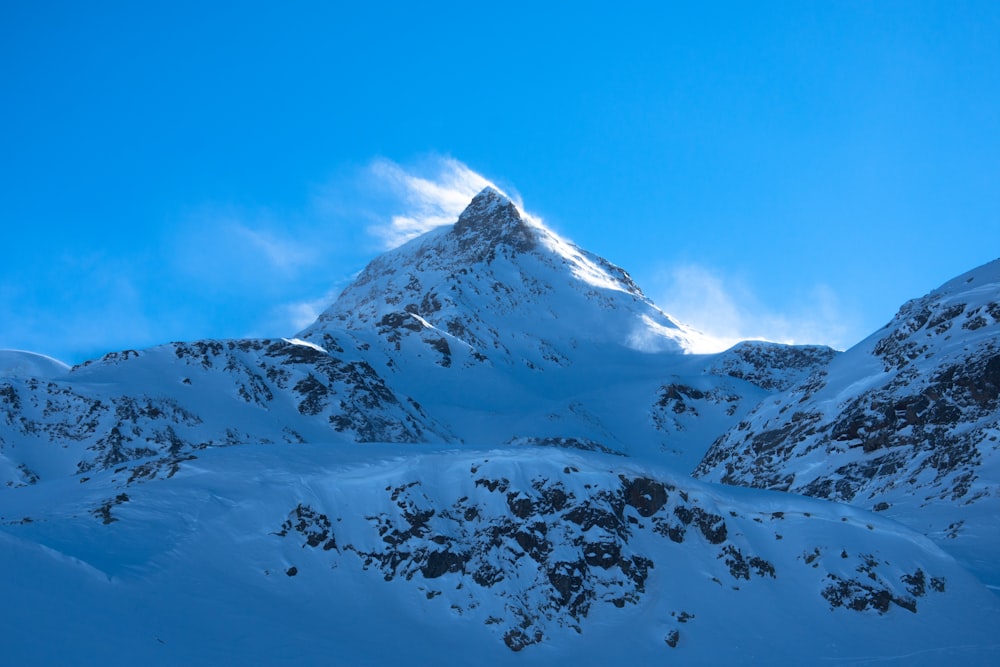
[704,340,839,391]
[1,188,998,664]
[696,260,1000,587]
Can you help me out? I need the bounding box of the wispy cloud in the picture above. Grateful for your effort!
[2,155,526,358]
[652,263,860,351]
[279,289,343,332]
[232,225,318,273]
[171,205,326,294]
[1,153,865,360]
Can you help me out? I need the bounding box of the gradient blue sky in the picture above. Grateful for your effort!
[3,2,999,364]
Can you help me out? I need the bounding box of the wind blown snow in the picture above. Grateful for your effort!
[368,158,502,248]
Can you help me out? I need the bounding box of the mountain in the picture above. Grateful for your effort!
[302,187,711,364]
[0,188,792,481]
[696,259,1000,588]
[0,337,451,484]
[1,188,998,664]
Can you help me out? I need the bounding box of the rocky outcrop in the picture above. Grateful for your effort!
[272,454,949,652]
[704,341,838,391]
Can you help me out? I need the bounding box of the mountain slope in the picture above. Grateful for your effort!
[0,336,454,485]
[3,445,998,666]
[292,187,805,464]
[696,259,1000,587]
[704,340,839,391]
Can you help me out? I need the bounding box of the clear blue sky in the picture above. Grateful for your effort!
[3,2,999,363]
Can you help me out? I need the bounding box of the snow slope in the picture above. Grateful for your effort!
[2,445,997,666]
[0,349,69,379]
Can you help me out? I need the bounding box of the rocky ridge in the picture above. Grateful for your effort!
[0,336,453,483]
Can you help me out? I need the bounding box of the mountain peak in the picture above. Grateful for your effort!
[468,185,510,208]
[301,187,709,362]
[458,186,517,224]
[452,186,535,257]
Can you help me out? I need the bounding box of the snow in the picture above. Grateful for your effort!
[281,337,328,353]
[0,349,70,378]
[534,229,633,294]
[3,444,998,666]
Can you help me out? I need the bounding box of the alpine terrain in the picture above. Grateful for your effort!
[2,187,998,665]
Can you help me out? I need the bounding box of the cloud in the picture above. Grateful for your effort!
[364,157,501,248]
[652,263,859,351]
[279,288,344,332]
[2,155,524,360]
[171,205,327,295]
[233,225,318,273]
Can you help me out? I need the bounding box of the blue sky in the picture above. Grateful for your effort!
[3,2,999,364]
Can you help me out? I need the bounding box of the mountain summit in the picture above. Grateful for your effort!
[452,187,536,260]
[301,188,710,366]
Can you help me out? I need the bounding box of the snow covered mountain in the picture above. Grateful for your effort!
[302,187,711,363]
[696,259,1000,588]
[2,188,999,664]
[0,188,795,481]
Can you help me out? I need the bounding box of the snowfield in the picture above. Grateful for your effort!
[3,445,999,666]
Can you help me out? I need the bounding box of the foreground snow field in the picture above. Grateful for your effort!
[3,444,999,666]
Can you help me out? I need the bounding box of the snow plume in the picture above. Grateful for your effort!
[170,156,519,338]
[653,263,859,352]
[365,157,509,248]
